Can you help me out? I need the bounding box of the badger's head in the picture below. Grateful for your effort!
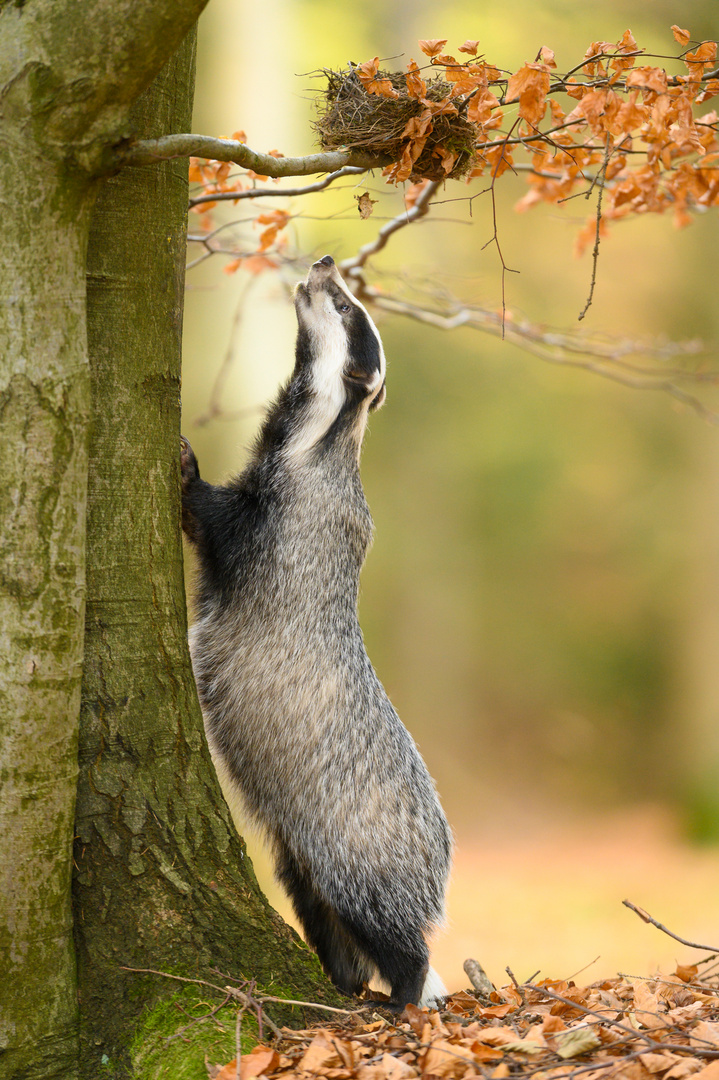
[290,258,386,466]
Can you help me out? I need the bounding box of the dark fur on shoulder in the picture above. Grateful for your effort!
[181,256,452,1008]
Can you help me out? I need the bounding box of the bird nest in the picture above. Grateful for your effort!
[313,67,479,182]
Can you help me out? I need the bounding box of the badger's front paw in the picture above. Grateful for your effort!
[180,436,200,486]
[180,436,201,541]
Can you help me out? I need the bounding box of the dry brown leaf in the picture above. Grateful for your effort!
[631,981,669,1030]
[421,1039,478,1077]
[672,25,692,46]
[355,192,378,219]
[299,1033,344,1072]
[214,1061,238,1080]
[241,1047,280,1079]
[666,1062,707,1080]
[554,1028,602,1059]
[405,59,426,99]
[690,1020,719,1049]
[692,1066,719,1080]
[537,46,557,68]
[458,40,480,56]
[418,38,448,58]
[357,1053,417,1080]
[639,1053,684,1074]
[505,62,550,126]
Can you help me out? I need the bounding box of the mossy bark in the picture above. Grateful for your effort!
[0,157,91,1080]
[0,3,227,1078]
[75,28,341,1080]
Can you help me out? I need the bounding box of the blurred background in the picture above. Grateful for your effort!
[183,0,719,994]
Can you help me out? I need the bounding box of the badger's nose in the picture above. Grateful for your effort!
[313,255,334,268]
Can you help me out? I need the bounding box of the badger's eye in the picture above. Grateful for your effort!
[338,302,351,314]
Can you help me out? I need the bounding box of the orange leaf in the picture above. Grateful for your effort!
[686,41,718,68]
[231,129,248,143]
[214,1061,237,1080]
[357,56,400,98]
[223,258,242,274]
[505,62,550,126]
[257,224,279,252]
[369,77,400,98]
[243,254,278,275]
[458,40,480,56]
[626,66,668,94]
[357,56,380,80]
[405,59,426,99]
[418,38,447,58]
[401,111,433,140]
[241,1047,280,1079]
[256,209,290,228]
[404,180,431,209]
[671,25,691,46]
[436,147,458,175]
[467,86,501,124]
[537,46,557,69]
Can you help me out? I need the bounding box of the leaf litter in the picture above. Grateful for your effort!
[207,957,719,1080]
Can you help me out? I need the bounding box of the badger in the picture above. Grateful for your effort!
[180,255,452,1008]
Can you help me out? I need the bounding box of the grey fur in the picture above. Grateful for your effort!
[181,257,452,1007]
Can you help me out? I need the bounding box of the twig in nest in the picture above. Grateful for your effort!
[622,899,719,953]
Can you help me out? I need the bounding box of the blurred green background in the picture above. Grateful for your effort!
[183,0,719,989]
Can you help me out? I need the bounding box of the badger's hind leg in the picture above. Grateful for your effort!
[276,846,374,997]
[341,914,430,1009]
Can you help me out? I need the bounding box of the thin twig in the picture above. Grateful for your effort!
[189,166,368,208]
[258,995,358,1015]
[361,288,719,426]
[235,1007,243,1080]
[578,134,612,322]
[622,899,719,953]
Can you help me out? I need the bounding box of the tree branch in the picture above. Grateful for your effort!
[188,165,369,207]
[358,287,719,425]
[120,134,389,175]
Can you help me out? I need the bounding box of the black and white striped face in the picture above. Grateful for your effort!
[294,256,386,414]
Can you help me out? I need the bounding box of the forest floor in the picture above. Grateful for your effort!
[203,803,719,1080]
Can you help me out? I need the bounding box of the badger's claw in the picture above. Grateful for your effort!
[180,435,199,484]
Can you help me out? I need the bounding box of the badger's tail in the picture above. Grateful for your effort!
[419,965,447,1007]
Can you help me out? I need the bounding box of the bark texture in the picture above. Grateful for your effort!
[0,3,212,1078]
[76,29,335,1080]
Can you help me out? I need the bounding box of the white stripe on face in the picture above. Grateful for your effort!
[285,263,385,464]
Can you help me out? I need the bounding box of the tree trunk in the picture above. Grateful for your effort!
[0,154,91,1080]
[75,29,337,1079]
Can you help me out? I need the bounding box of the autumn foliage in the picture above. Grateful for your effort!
[207,963,719,1080]
[187,25,718,272]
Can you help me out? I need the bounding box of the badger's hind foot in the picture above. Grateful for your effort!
[276,847,374,998]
